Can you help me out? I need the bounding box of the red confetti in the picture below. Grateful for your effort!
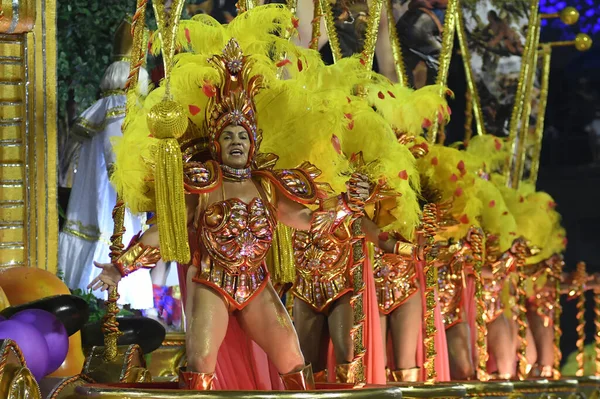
[360,58,366,66]
[348,120,355,130]
[398,170,408,180]
[454,187,463,197]
[378,91,385,99]
[185,28,191,44]
[459,214,469,224]
[548,201,557,208]
[346,97,352,104]
[203,83,216,97]
[276,59,292,68]
[489,200,496,208]
[457,160,465,171]
[331,135,342,154]
[509,232,516,236]
[447,105,452,115]
[297,59,303,72]
[388,91,396,98]
[563,238,568,246]
[378,232,390,242]
[292,17,299,29]
[422,118,432,128]
[519,196,524,203]
[431,157,439,166]
[502,211,509,215]
[494,139,502,150]
[450,174,458,182]
[188,105,201,116]
[344,113,353,120]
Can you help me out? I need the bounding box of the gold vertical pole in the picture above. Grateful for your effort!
[575,262,587,377]
[361,0,383,70]
[464,91,474,144]
[514,239,529,380]
[470,228,488,380]
[506,0,540,186]
[350,217,366,385]
[429,0,457,144]
[528,45,551,186]
[384,0,407,86]
[514,15,541,187]
[422,203,439,383]
[595,285,600,377]
[103,0,149,362]
[455,7,486,139]
[310,0,323,51]
[553,263,563,379]
[319,0,342,62]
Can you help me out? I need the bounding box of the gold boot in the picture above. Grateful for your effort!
[280,363,315,390]
[390,367,420,382]
[539,365,553,378]
[313,369,328,383]
[335,360,361,384]
[178,367,215,390]
[489,373,512,380]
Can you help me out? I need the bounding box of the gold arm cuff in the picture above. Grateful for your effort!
[395,241,416,258]
[116,239,161,277]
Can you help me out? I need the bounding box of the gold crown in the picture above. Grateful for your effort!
[112,17,149,64]
[112,19,134,62]
[205,39,264,166]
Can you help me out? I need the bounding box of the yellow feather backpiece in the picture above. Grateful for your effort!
[417,145,482,240]
[474,178,518,253]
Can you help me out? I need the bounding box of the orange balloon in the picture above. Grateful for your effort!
[0,267,71,303]
[0,267,85,375]
[49,332,86,377]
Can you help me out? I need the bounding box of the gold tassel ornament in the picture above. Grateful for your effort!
[147,100,190,263]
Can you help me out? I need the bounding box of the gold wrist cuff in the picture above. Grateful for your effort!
[116,240,161,277]
[394,241,416,258]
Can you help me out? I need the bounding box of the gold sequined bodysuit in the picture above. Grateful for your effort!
[373,251,418,314]
[436,239,473,328]
[193,197,275,310]
[482,251,515,323]
[291,224,353,312]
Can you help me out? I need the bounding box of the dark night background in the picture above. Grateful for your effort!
[444,0,600,363]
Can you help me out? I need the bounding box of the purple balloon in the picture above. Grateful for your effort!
[11,309,69,375]
[0,319,49,380]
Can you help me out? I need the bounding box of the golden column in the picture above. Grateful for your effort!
[0,0,58,272]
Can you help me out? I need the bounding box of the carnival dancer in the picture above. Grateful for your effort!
[89,5,412,390]
[279,71,448,383]
[461,135,520,379]
[58,19,153,311]
[415,144,484,380]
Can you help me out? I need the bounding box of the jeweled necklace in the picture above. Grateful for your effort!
[221,164,252,182]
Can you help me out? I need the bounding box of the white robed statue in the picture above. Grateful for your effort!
[58,19,153,310]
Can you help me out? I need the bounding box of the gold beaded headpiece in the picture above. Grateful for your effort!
[206,39,264,167]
